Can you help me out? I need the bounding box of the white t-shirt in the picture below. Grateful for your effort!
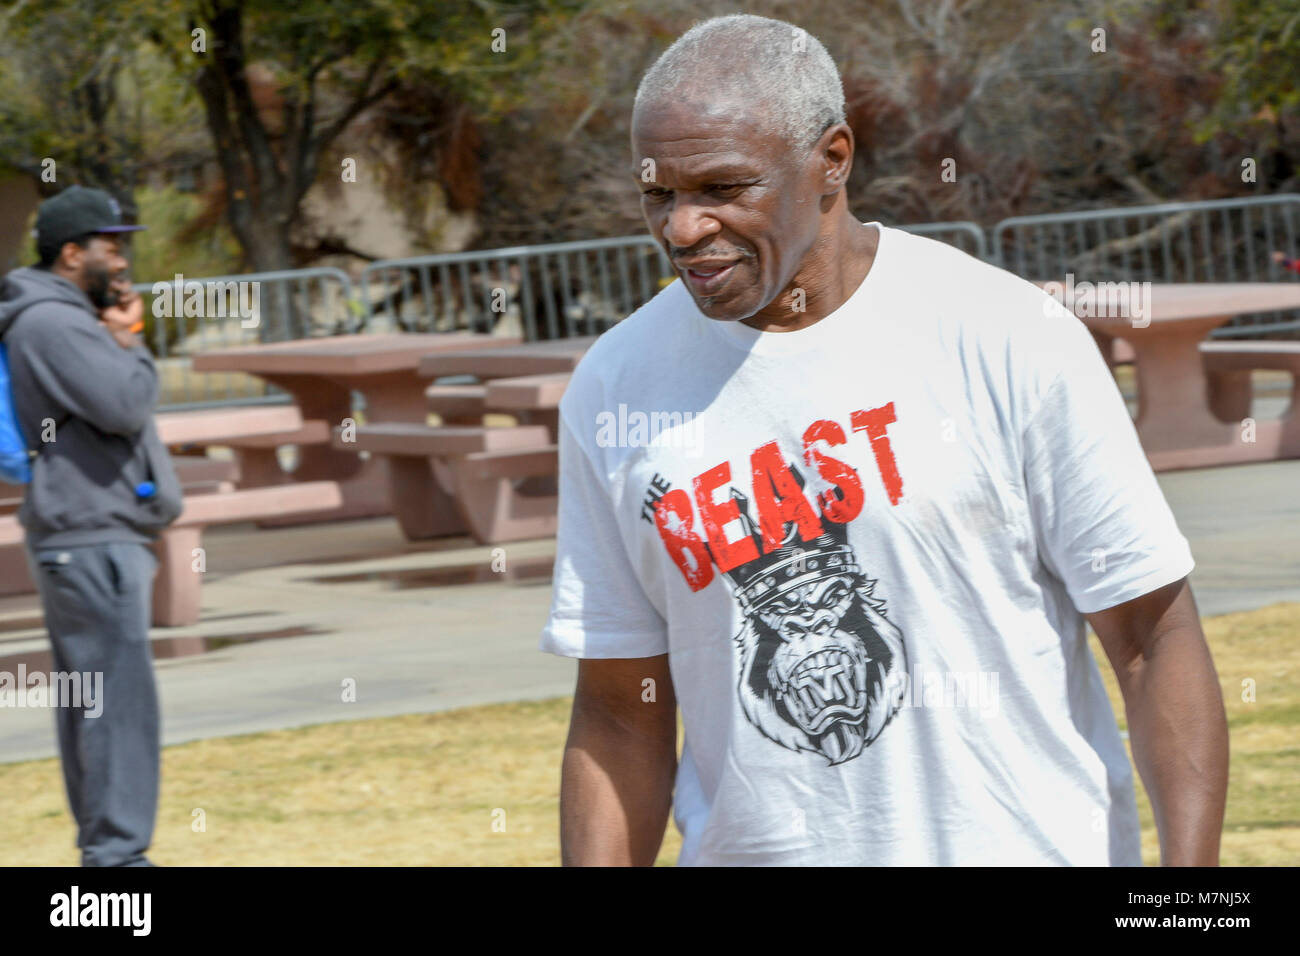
[540,223,1194,866]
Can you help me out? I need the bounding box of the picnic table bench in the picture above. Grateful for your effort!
[0,466,236,517]
[0,406,341,622]
[0,481,342,626]
[423,371,572,429]
[420,339,588,435]
[1201,340,1300,423]
[0,404,306,515]
[424,384,492,423]
[191,333,519,522]
[335,422,555,542]
[155,404,305,446]
[156,403,313,487]
[484,372,572,411]
[1095,331,1300,428]
[152,481,341,625]
[344,339,591,544]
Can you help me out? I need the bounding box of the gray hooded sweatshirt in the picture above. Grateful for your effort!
[0,266,182,549]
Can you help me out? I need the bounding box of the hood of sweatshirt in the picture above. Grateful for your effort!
[0,264,183,546]
[0,267,96,338]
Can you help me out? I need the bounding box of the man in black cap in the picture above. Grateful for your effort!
[0,185,182,866]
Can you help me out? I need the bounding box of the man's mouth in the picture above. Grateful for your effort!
[680,261,737,295]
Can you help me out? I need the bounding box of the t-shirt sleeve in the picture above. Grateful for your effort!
[539,412,669,658]
[1021,316,1195,615]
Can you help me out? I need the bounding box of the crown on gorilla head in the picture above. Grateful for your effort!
[723,484,860,617]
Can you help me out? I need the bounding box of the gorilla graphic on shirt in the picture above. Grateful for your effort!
[723,488,908,765]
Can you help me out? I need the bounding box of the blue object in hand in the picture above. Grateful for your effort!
[135,481,156,500]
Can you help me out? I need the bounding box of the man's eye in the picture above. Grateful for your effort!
[708,184,744,195]
[642,188,669,200]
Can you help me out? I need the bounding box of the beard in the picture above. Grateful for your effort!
[84,260,115,309]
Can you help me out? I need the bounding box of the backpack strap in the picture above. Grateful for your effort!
[0,298,69,457]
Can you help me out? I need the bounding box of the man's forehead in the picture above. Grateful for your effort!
[634,95,778,147]
[630,148,764,182]
[632,107,786,178]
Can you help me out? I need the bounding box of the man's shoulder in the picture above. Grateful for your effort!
[882,225,1087,354]
[883,225,1041,303]
[4,299,96,346]
[16,297,91,321]
[10,312,109,377]
[2,269,94,328]
[561,279,694,411]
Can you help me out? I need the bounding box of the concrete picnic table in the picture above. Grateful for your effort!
[190,332,520,518]
[421,338,591,442]
[155,404,303,445]
[1042,282,1300,469]
[481,372,574,440]
[480,371,572,439]
[2,403,342,619]
[483,372,573,410]
[0,409,307,507]
[335,341,592,543]
[417,335,595,380]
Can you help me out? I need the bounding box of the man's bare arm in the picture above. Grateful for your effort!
[1087,576,1228,865]
[560,654,677,866]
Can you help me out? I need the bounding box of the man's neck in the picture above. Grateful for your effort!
[742,215,879,333]
[50,264,84,289]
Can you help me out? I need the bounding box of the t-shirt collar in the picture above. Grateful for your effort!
[701,221,888,356]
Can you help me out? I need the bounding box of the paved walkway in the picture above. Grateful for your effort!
[1,457,1298,763]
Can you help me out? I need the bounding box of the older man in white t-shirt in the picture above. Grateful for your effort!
[540,13,1228,866]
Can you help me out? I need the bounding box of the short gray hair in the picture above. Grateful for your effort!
[632,14,846,153]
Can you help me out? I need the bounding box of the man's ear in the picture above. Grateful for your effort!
[58,240,86,273]
[818,122,855,195]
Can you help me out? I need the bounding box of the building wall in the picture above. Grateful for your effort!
[296,143,478,277]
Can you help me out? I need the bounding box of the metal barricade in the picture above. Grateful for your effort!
[136,199,1300,411]
[991,196,1300,337]
[361,236,674,341]
[137,267,355,409]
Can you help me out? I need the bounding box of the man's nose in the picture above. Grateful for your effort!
[662,198,720,253]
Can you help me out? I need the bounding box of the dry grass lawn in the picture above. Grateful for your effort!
[1,601,1295,866]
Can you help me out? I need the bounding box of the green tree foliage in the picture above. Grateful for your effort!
[1213,0,1300,117]
[1,0,583,274]
[134,0,584,277]
[0,0,172,218]
[4,0,1296,275]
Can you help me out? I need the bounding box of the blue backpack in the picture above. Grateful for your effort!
[0,321,33,484]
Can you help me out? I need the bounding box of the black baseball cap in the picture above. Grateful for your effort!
[34,186,146,253]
